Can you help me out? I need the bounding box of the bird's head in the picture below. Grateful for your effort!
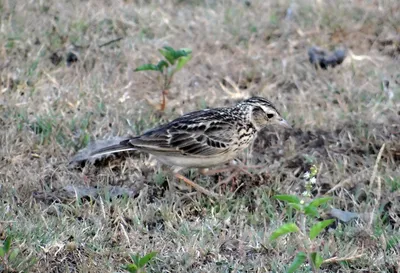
[241,97,291,130]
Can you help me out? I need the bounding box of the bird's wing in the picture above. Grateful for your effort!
[127,110,238,157]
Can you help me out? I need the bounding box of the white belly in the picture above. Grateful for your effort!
[155,153,234,168]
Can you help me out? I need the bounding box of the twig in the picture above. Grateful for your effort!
[218,77,246,99]
[322,253,364,264]
[120,223,131,246]
[348,51,380,66]
[369,144,384,228]
[99,37,124,48]
[369,143,385,191]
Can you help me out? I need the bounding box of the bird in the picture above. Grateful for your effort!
[71,97,291,198]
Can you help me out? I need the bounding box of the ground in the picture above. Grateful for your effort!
[0,0,400,272]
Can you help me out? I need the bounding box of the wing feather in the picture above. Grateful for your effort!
[128,110,236,157]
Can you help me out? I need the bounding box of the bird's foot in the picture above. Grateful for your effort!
[200,160,267,191]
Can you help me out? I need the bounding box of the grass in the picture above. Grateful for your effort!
[1,0,399,272]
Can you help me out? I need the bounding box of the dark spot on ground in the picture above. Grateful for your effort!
[66,52,78,66]
[50,52,63,65]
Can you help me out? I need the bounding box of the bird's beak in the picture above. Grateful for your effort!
[279,118,292,129]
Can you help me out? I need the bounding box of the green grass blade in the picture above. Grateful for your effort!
[287,251,307,273]
[8,248,19,261]
[270,223,299,241]
[131,254,140,265]
[3,237,12,253]
[0,247,5,258]
[309,219,335,240]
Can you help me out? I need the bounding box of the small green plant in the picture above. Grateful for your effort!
[135,46,192,111]
[123,251,157,273]
[270,165,334,273]
[0,236,37,272]
[30,115,56,145]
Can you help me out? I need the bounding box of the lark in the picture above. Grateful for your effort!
[72,97,291,197]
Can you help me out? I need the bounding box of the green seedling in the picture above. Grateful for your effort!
[123,251,157,273]
[135,46,192,111]
[270,165,335,273]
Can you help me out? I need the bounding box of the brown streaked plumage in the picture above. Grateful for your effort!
[72,97,291,197]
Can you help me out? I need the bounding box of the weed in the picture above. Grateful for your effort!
[30,115,56,145]
[271,166,337,272]
[123,251,157,273]
[135,46,192,111]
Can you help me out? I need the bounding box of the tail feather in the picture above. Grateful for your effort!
[89,143,135,158]
[69,136,135,165]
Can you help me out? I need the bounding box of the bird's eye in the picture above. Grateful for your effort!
[267,113,274,119]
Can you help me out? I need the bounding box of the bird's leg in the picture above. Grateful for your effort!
[199,167,234,176]
[174,173,220,198]
[201,159,266,191]
[200,160,254,177]
[232,158,268,172]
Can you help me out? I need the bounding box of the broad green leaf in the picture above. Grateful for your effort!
[82,133,90,147]
[274,195,300,204]
[287,203,303,211]
[162,46,175,53]
[156,60,169,72]
[159,47,176,64]
[309,197,333,208]
[0,247,5,258]
[173,48,191,59]
[287,251,307,273]
[304,204,319,218]
[270,223,299,240]
[310,252,324,269]
[3,237,11,253]
[134,64,160,72]
[138,251,157,268]
[123,263,138,273]
[309,219,335,240]
[177,47,192,54]
[174,55,192,73]
[8,248,19,262]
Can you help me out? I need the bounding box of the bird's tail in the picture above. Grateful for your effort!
[69,136,135,165]
[89,143,133,158]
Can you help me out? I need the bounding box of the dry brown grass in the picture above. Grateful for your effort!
[1,0,399,272]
